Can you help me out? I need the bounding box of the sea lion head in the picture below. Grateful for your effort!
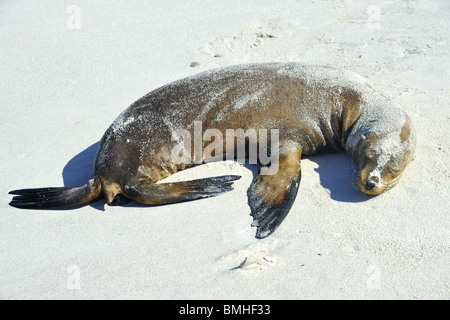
[356,115,416,196]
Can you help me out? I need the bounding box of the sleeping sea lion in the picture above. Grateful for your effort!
[9,63,416,238]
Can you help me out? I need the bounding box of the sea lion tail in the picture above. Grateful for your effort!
[8,179,102,209]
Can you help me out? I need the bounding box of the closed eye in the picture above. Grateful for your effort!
[365,149,376,159]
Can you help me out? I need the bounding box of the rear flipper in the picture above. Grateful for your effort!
[124,175,241,205]
[9,179,102,209]
[248,140,302,238]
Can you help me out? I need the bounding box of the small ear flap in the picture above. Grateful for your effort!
[361,132,377,141]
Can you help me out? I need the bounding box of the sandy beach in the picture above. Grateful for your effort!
[1,0,449,299]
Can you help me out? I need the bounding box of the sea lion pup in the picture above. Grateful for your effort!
[9,63,416,238]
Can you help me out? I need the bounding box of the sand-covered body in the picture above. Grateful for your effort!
[9,63,416,238]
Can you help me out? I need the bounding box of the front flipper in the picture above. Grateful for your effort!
[124,175,241,205]
[248,140,302,238]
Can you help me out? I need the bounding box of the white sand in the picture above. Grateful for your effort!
[1,0,449,299]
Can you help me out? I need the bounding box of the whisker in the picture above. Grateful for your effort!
[381,173,403,193]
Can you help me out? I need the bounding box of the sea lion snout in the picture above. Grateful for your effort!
[365,174,380,190]
[365,181,376,190]
[358,168,384,195]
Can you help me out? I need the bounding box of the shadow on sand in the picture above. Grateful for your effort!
[305,153,371,203]
[62,141,106,210]
[62,142,99,187]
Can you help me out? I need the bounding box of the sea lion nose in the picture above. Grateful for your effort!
[365,175,380,190]
[365,180,377,190]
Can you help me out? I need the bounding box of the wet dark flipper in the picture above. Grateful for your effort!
[9,179,102,209]
[124,175,241,205]
[247,141,302,238]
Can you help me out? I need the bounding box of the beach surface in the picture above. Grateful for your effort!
[1,0,449,299]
